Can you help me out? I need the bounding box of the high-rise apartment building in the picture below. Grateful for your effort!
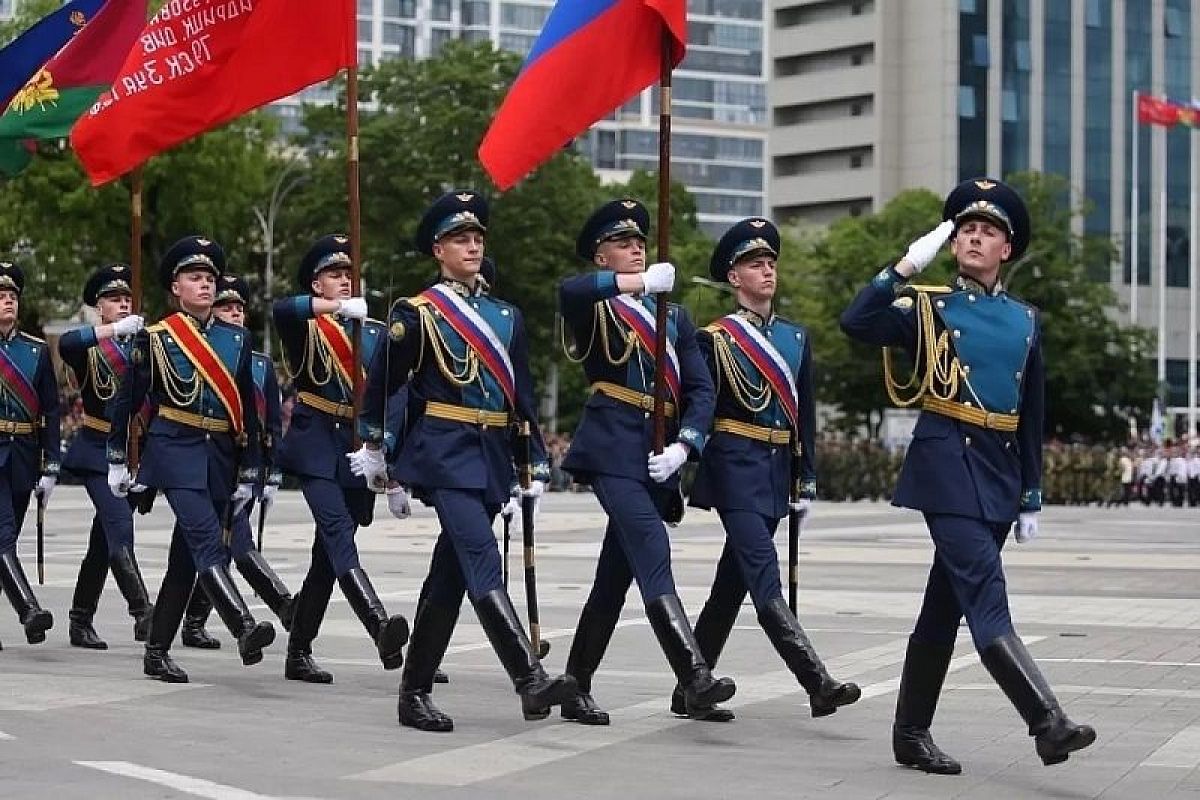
[771,0,1198,418]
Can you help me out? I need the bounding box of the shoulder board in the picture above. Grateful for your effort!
[146,321,168,333]
[252,350,270,361]
[365,317,384,326]
[903,284,954,294]
[17,331,46,344]
[408,295,432,308]
[702,322,724,335]
[772,314,803,331]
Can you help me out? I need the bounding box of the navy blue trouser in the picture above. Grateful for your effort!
[912,513,1014,651]
[583,474,677,610]
[228,498,257,561]
[712,510,783,610]
[428,488,502,602]
[0,461,33,555]
[299,478,370,576]
[72,473,138,612]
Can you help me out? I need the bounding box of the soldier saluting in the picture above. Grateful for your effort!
[840,178,1095,773]
[107,237,275,683]
[684,218,860,721]
[59,264,153,650]
[0,261,59,647]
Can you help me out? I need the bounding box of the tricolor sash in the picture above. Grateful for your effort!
[159,314,245,434]
[415,284,516,409]
[712,314,799,431]
[609,294,681,401]
[0,344,38,420]
[96,337,131,378]
[312,314,362,391]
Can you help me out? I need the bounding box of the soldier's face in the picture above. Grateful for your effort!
[97,293,132,324]
[214,301,245,327]
[728,254,777,300]
[171,269,215,309]
[433,230,484,281]
[950,218,1011,273]
[594,236,646,273]
[312,267,352,300]
[0,289,16,325]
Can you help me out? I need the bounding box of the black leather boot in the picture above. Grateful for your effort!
[758,598,861,717]
[235,550,295,631]
[144,645,188,682]
[398,600,459,732]
[339,568,409,670]
[285,647,334,684]
[433,669,449,684]
[70,519,108,648]
[669,584,741,722]
[980,633,1097,766]
[109,546,153,642]
[69,608,108,649]
[0,550,53,644]
[893,637,961,775]
[473,589,577,721]
[561,605,620,725]
[181,587,221,649]
[197,565,275,666]
[645,594,736,718]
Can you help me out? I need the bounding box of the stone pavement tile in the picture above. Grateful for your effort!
[1099,768,1189,798]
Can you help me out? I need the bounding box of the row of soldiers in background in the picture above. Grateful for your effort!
[1044,442,1200,508]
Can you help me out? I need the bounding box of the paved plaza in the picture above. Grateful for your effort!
[0,488,1197,799]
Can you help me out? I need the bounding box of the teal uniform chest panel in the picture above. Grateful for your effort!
[935,292,1035,414]
[620,298,680,394]
[154,321,246,419]
[308,318,382,404]
[0,334,44,421]
[722,320,805,427]
[251,353,270,392]
[428,297,516,411]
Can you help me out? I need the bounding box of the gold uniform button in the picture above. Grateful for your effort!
[936,300,946,309]
[952,329,962,338]
[964,436,972,446]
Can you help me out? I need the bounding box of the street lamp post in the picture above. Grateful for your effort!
[253,159,309,356]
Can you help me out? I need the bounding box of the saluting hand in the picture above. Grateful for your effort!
[337,297,368,320]
[900,220,955,274]
[641,262,675,295]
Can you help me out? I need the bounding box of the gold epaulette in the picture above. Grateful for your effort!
[702,322,725,335]
[900,284,954,295]
[17,331,46,344]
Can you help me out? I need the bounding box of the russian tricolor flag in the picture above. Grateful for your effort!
[479,0,686,190]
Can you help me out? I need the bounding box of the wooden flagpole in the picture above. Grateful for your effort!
[651,28,673,454]
[128,165,144,474]
[346,64,364,447]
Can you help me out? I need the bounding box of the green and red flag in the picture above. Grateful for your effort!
[0,0,146,176]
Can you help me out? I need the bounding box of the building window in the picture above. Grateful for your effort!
[1166,6,1186,37]
[1086,0,1102,27]
[357,0,372,14]
[851,102,863,116]
[380,0,415,18]
[850,154,863,168]
[958,85,977,118]
[972,34,989,66]
[462,0,489,26]
[850,52,863,66]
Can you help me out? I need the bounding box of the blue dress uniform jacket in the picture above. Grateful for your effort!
[557,271,713,487]
[58,326,138,556]
[106,312,261,491]
[59,326,131,475]
[273,296,385,490]
[690,309,816,519]
[361,284,549,506]
[839,268,1044,524]
[0,328,61,554]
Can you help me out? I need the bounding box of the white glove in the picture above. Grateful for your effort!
[641,262,675,294]
[231,483,255,515]
[34,476,56,505]
[647,443,689,483]
[1014,512,1039,544]
[347,445,388,490]
[788,497,812,515]
[108,464,131,497]
[520,479,545,499]
[500,493,519,520]
[386,485,411,519]
[111,314,144,337]
[337,297,368,320]
[903,220,955,273]
[261,483,278,513]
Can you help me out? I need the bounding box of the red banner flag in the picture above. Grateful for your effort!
[1137,94,1182,127]
[478,0,687,191]
[70,0,355,185]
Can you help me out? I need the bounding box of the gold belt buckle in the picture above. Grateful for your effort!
[984,412,998,429]
[476,409,489,426]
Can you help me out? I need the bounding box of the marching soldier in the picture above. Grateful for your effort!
[272,234,409,683]
[59,264,153,649]
[840,178,1095,772]
[351,190,575,732]
[0,261,59,647]
[107,236,276,683]
[555,199,735,726]
[683,218,860,721]
[178,275,296,647]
